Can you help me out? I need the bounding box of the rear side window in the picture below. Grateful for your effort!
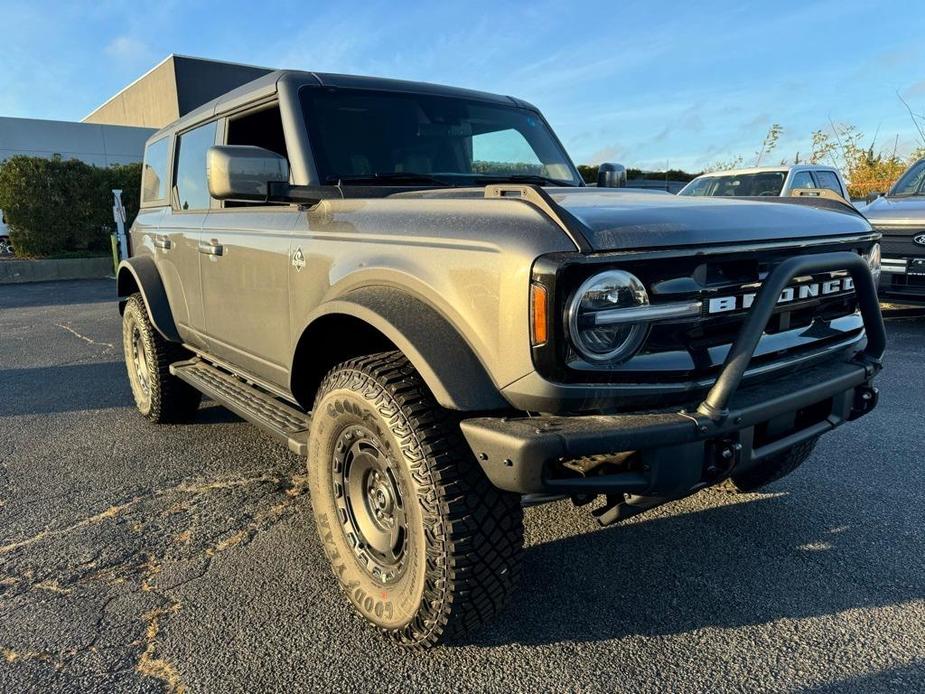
[141,137,169,204]
[814,170,843,196]
[174,121,218,211]
[790,171,815,190]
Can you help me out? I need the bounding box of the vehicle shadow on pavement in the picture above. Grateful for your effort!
[0,361,248,421]
[470,491,923,647]
[0,362,131,416]
[802,661,925,693]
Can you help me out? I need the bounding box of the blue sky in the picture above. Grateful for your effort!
[2,0,924,171]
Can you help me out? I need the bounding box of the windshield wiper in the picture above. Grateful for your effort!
[472,173,578,187]
[326,172,453,186]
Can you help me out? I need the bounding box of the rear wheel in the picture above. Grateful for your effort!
[721,437,818,492]
[308,351,524,648]
[122,293,201,423]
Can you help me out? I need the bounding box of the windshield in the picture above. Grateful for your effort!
[300,87,580,186]
[889,159,925,197]
[679,171,786,197]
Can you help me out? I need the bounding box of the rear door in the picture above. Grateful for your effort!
[198,102,297,388]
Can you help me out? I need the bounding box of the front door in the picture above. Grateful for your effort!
[198,207,298,387]
[157,120,219,349]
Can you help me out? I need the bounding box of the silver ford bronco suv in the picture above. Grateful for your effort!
[118,70,885,647]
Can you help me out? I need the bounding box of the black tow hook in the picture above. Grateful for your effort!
[705,438,741,479]
[849,385,879,420]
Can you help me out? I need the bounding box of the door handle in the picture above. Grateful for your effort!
[153,235,172,250]
[198,240,224,256]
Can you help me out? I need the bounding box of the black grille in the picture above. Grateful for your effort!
[539,241,871,385]
[873,224,925,257]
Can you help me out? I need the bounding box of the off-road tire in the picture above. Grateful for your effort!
[122,293,201,423]
[307,351,524,648]
[720,437,818,493]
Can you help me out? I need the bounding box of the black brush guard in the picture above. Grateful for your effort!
[460,252,885,499]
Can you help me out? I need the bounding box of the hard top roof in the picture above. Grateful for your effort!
[148,69,536,142]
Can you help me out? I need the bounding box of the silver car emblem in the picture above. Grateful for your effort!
[914,233,925,247]
[292,247,306,272]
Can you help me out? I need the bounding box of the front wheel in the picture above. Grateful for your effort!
[308,351,524,648]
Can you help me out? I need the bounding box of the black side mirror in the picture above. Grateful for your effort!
[865,191,882,205]
[597,163,627,188]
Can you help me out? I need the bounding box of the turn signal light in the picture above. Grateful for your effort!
[530,283,548,346]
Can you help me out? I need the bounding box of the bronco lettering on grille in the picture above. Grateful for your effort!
[707,277,855,315]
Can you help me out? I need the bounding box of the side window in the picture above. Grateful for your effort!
[174,121,218,211]
[224,105,287,207]
[814,170,843,196]
[790,171,816,190]
[141,137,169,204]
[227,105,287,159]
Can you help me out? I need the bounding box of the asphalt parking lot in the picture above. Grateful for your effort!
[0,279,923,693]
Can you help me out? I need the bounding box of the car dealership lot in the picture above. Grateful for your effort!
[0,279,923,693]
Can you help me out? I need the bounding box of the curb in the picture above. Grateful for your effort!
[0,257,114,284]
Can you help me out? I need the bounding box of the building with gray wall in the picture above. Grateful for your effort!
[83,55,272,129]
[0,116,153,166]
[0,55,273,168]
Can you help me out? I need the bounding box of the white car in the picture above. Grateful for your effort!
[0,209,11,256]
[678,165,850,201]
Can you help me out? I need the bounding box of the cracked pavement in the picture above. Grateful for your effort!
[0,279,923,693]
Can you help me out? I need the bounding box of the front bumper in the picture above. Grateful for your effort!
[879,257,925,304]
[461,251,886,497]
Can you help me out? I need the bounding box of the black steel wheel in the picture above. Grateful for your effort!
[333,424,409,584]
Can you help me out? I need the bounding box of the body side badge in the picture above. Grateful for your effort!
[292,247,306,271]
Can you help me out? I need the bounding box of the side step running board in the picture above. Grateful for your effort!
[170,359,310,455]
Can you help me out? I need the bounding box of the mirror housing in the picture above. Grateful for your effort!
[207,145,289,201]
[597,162,627,188]
[865,191,883,205]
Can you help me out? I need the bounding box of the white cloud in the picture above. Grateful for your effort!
[104,36,153,64]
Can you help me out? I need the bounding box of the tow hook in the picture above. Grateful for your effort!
[706,438,741,479]
[849,385,879,420]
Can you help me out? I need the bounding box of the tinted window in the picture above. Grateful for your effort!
[141,137,169,204]
[790,171,816,190]
[227,105,287,159]
[679,177,715,196]
[679,172,786,197]
[174,121,217,211]
[814,170,843,195]
[890,160,925,196]
[300,87,579,185]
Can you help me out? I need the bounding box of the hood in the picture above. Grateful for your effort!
[393,187,872,251]
[547,189,871,251]
[860,195,925,226]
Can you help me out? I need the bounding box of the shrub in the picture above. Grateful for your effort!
[0,155,141,257]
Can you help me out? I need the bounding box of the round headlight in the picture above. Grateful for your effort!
[864,242,881,284]
[568,270,650,362]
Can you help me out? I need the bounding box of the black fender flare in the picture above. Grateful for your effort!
[297,287,508,411]
[116,256,181,342]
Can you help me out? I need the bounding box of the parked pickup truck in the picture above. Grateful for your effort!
[679,164,851,201]
[862,157,925,304]
[118,70,885,648]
